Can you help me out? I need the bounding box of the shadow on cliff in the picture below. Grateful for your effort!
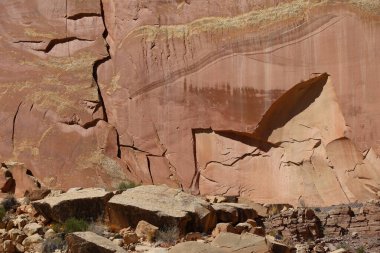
[253,73,328,142]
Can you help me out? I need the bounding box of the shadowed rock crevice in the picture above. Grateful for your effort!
[43,37,93,53]
[91,0,111,123]
[11,102,22,150]
[67,13,102,20]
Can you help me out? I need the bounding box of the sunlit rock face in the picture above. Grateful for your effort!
[1,0,380,205]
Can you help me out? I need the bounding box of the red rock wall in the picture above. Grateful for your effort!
[1,0,380,205]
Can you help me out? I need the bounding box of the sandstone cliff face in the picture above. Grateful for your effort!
[0,0,380,206]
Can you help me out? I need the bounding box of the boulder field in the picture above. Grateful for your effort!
[0,185,379,252]
[0,1,380,206]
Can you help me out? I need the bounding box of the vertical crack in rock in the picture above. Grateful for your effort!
[146,156,154,184]
[12,102,22,150]
[92,0,111,122]
[116,131,122,159]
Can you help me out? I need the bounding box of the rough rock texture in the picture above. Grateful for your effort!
[32,188,113,222]
[170,232,270,253]
[66,231,127,253]
[168,241,229,253]
[264,201,380,251]
[1,0,380,206]
[211,232,270,253]
[106,185,216,234]
[0,0,129,191]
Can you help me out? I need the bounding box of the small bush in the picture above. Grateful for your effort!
[356,246,366,253]
[155,226,179,245]
[42,235,67,253]
[1,195,19,211]
[63,218,89,233]
[117,181,138,191]
[0,206,5,221]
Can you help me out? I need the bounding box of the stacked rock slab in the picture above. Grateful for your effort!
[106,185,216,234]
[32,188,113,223]
[264,201,380,242]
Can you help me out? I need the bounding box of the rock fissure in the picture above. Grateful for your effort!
[203,150,260,170]
[91,0,111,123]
[11,102,22,150]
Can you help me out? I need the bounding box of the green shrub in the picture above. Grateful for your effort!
[356,246,366,253]
[117,181,138,191]
[63,218,89,233]
[0,206,5,221]
[1,195,19,211]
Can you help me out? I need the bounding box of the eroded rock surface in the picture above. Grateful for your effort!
[106,185,216,234]
[0,0,380,206]
[196,74,380,206]
[66,231,127,253]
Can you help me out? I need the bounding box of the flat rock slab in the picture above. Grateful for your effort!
[168,241,229,253]
[107,185,216,233]
[32,188,113,222]
[66,231,126,253]
[211,232,270,253]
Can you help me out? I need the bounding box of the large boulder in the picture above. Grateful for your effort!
[66,231,126,253]
[106,185,216,234]
[32,188,113,222]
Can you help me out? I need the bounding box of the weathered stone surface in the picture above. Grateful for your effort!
[32,188,113,222]
[212,223,236,238]
[66,231,126,253]
[99,0,380,206]
[22,233,43,247]
[169,241,229,253]
[22,223,42,236]
[211,232,269,253]
[107,185,216,233]
[195,74,380,206]
[135,220,159,241]
[0,0,132,192]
